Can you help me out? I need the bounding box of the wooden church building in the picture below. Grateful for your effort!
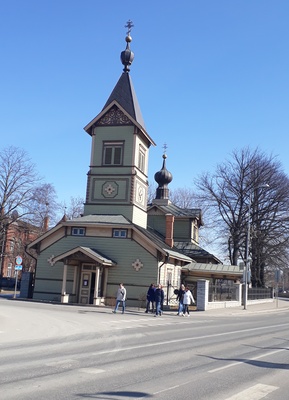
[27,23,241,307]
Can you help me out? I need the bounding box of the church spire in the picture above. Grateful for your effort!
[153,145,173,204]
[121,20,134,72]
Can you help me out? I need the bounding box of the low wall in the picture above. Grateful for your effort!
[196,280,273,311]
[206,300,241,310]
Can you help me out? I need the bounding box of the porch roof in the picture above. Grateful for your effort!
[52,246,117,266]
[182,262,243,279]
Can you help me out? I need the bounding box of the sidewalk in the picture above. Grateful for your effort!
[1,291,289,316]
[201,297,289,316]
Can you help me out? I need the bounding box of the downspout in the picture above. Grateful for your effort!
[158,253,169,284]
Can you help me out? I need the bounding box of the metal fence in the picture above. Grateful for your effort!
[209,284,238,302]
[248,287,273,300]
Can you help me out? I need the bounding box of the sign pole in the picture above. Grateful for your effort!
[14,271,18,299]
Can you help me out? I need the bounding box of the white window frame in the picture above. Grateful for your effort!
[138,145,146,172]
[112,229,127,238]
[72,227,86,236]
[103,141,124,166]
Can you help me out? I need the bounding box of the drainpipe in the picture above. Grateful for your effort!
[158,253,169,284]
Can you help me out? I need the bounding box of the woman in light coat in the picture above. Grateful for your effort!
[182,287,195,316]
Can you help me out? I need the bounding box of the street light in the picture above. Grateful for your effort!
[244,184,269,310]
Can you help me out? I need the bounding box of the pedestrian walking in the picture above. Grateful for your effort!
[145,283,155,313]
[176,284,185,315]
[154,284,164,317]
[112,283,126,314]
[182,286,195,316]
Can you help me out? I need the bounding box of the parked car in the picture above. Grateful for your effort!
[1,277,21,289]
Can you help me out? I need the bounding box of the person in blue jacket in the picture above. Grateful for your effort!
[154,284,164,317]
[145,283,155,313]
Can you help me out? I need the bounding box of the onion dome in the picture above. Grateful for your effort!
[154,153,173,200]
[121,20,134,72]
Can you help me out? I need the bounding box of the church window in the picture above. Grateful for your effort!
[138,146,146,172]
[113,229,127,238]
[72,227,85,236]
[103,141,124,165]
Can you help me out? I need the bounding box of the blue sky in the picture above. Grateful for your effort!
[1,0,289,207]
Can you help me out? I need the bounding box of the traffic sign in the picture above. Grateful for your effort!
[15,256,22,265]
[15,265,22,271]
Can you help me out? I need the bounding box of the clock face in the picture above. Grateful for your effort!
[138,186,144,201]
[136,183,145,206]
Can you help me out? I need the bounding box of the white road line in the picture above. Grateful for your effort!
[208,347,288,373]
[224,383,278,400]
[91,322,289,357]
[77,368,105,374]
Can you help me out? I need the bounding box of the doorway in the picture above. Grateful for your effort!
[79,270,96,305]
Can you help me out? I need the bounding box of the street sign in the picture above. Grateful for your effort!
[15,265,22,271]
[15,256,22,265]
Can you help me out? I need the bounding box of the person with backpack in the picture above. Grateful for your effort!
[182,286,195,317]
[176,284,185,315]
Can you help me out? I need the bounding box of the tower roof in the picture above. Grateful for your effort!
[102,72,146,129]
[84,21,155,146]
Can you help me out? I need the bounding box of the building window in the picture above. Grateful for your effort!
[72,227,85,236]
[103,141,124,165]
[113,229,127,238]
[138,146,146,172]
[10,241,15,252]
[7,263,12,277]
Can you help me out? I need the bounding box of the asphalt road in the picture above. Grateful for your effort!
[1,298,289,400]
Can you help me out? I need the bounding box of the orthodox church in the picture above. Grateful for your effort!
[27,23,241,307]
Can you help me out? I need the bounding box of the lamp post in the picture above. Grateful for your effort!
[244,184,269,310]
[244,192,252,310]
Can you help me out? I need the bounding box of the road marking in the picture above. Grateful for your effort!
[46,359,77,368]
[224,383,278,400]
[208,347,288,373]
[78,368,105,374]
[91,322,289,357]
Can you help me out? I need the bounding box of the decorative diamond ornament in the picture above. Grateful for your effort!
[132,258,143,272]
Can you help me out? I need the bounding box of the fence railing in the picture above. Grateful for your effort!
[248,287,273,300]
[209,284,238,302]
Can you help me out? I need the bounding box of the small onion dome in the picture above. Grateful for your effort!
[121,34,134,72]
[154,154,173,186]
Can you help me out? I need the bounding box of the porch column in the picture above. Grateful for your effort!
[93,267,100,305]
[72,266,77,295]
[61,264,68,303]
[102,268,108,297]
[197,279,209,311]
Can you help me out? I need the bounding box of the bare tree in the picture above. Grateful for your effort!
[62,196,84,219]
[0,146,41,285]
[195,147,289,287]
[0,146,40,222]
[27,183,60,230]
[147,182,157,204]
[170,187,197,209]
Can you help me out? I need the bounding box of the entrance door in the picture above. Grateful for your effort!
[79,271,96,304]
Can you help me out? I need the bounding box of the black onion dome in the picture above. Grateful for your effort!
[154,154,173,186]
[121,34,134,72]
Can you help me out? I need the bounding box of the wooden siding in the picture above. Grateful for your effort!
[147,215,166,237]
[91,126,135,167]
[39,227,66,252]
[33,235,160,306]
[173,220,192,240]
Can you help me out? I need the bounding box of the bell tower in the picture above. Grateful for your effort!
[83,22,155,228]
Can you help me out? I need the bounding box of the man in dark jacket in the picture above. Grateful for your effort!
[154,284,164,317]
[145,283,155,313]
[176,284,185,315]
